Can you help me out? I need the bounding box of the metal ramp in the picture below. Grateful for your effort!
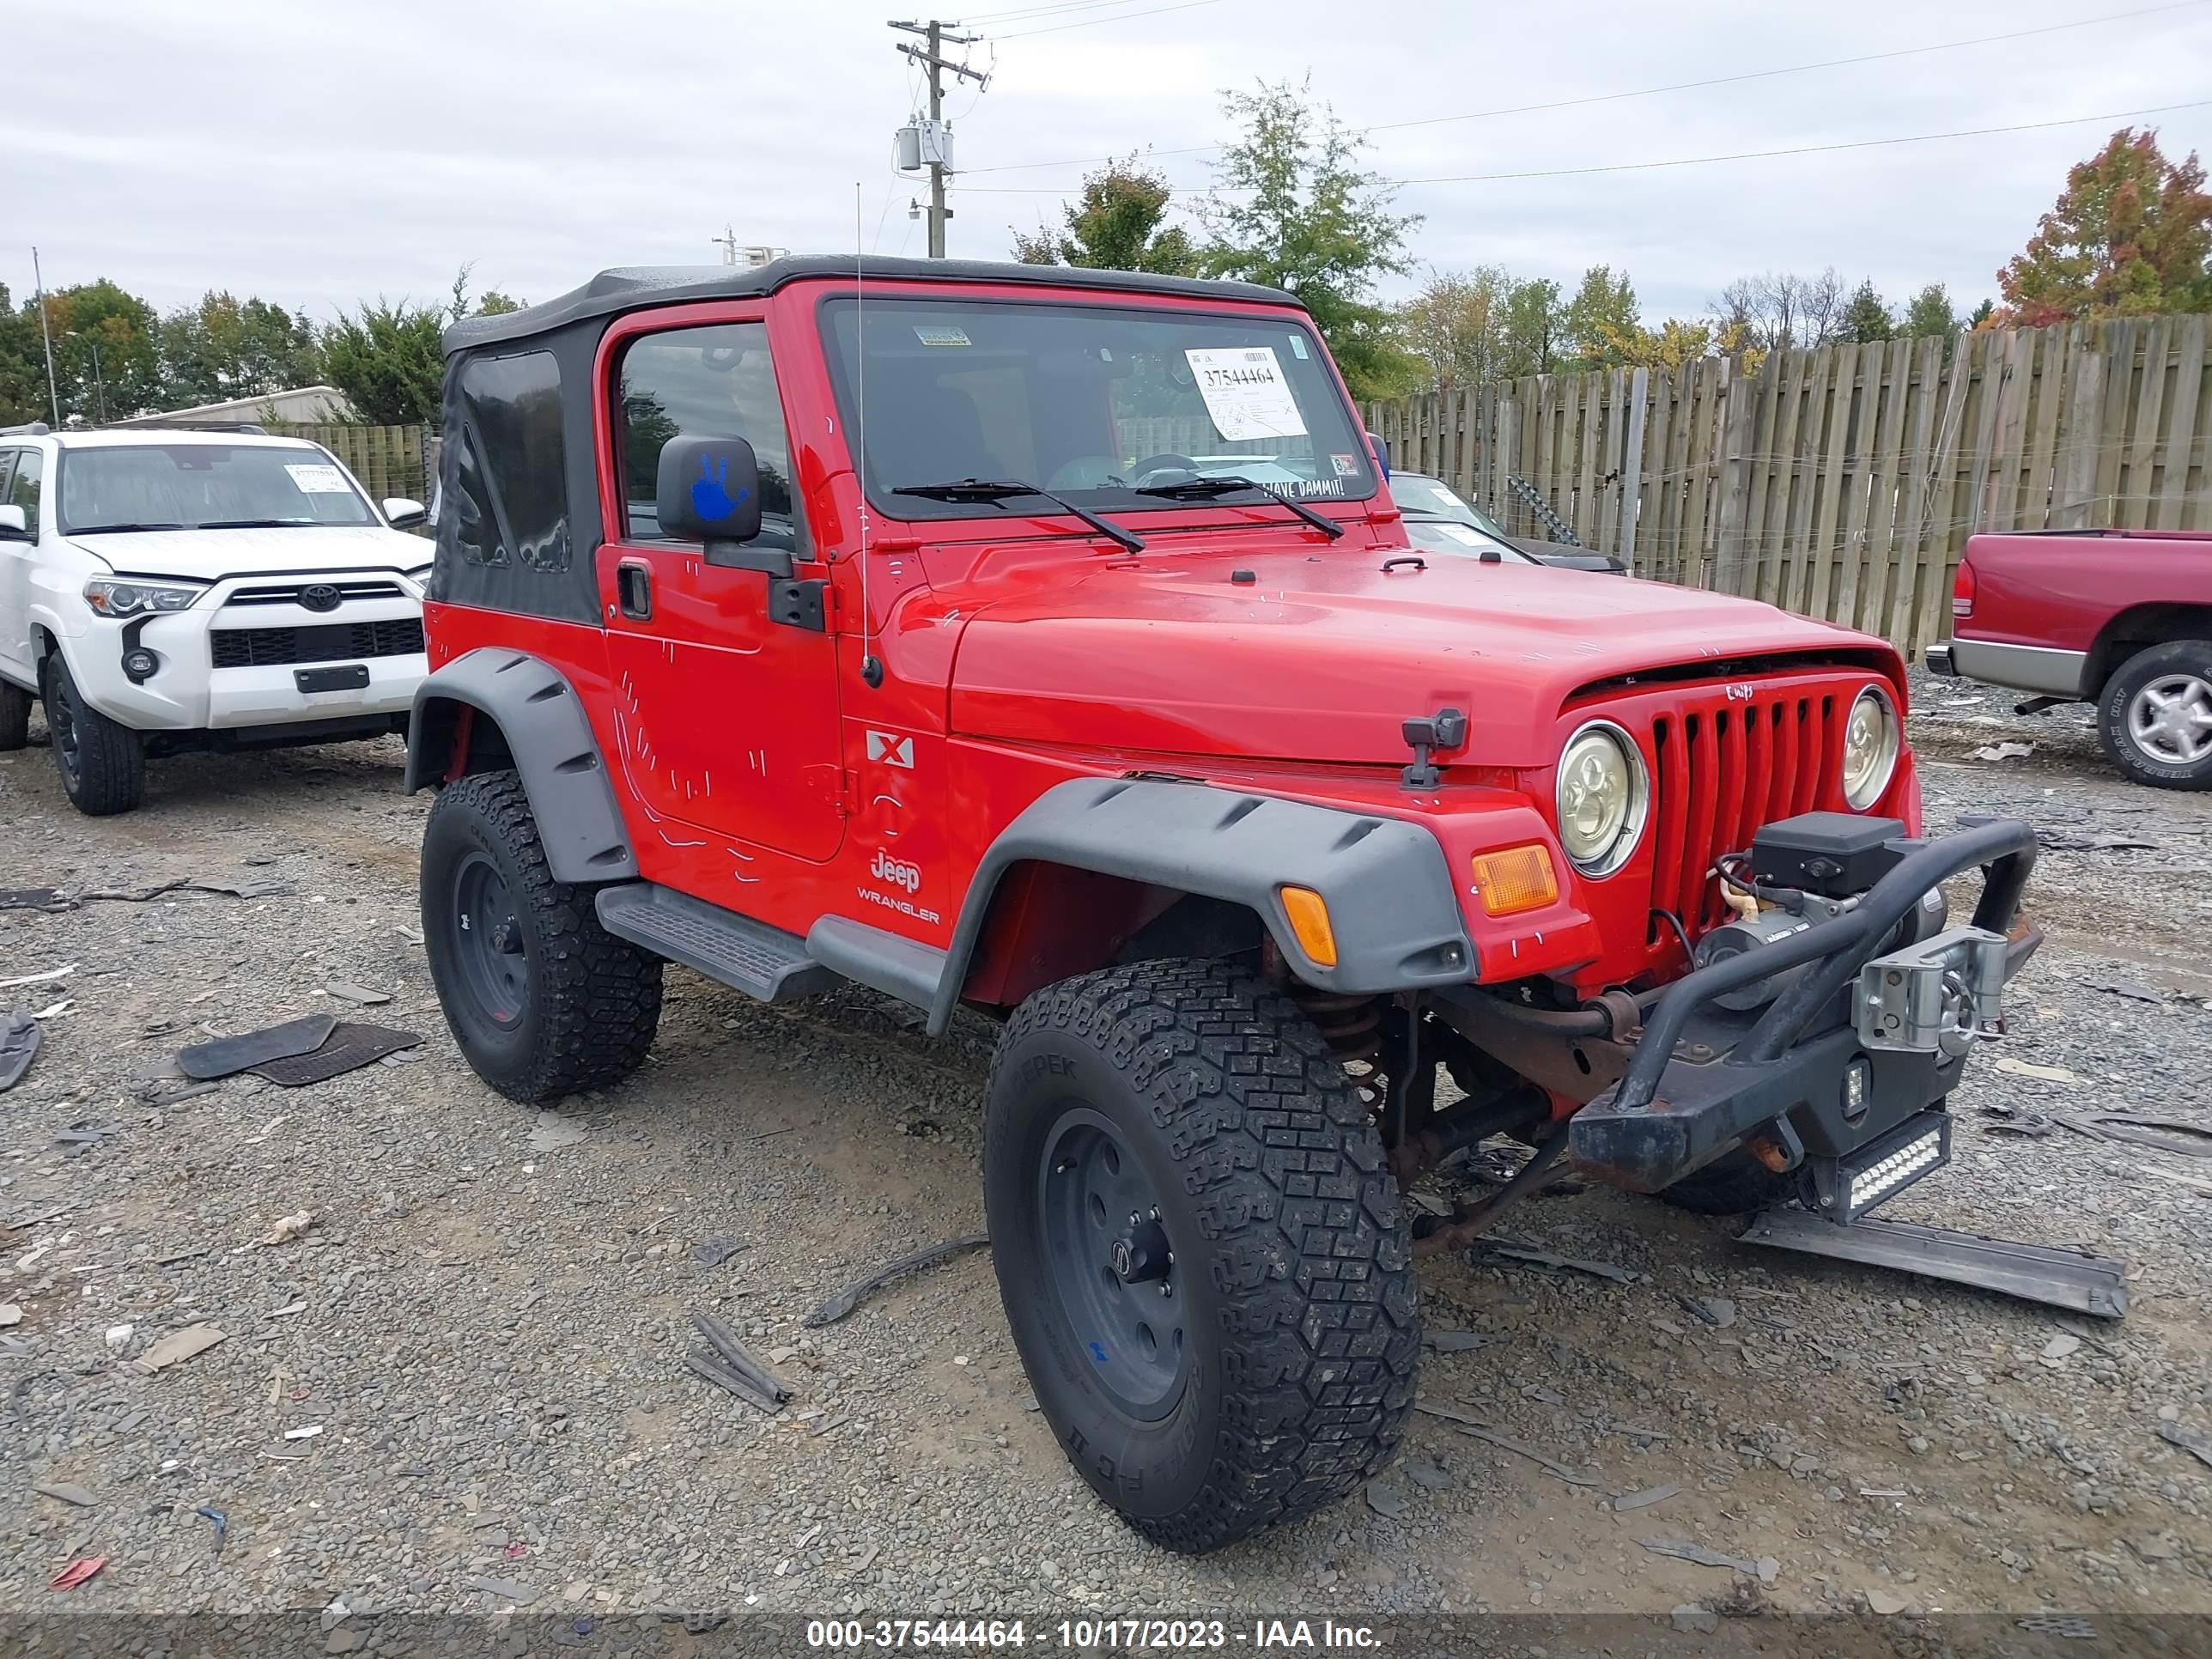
[1738,1209,2128,1318]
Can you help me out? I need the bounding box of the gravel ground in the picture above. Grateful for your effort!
[1,673,2208,1636]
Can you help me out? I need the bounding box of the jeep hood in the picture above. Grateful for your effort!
[945,549,1893,769]
[67,525,429,580]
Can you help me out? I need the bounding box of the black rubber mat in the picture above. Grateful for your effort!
[246,1023,421,1087]
[0,1007,40,1092]
[179,1013,337,1080]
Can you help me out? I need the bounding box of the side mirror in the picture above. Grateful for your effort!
[0,505,25,538]
[1365,430,1390,480]
[655,435,762,548]
[382,497,427,530]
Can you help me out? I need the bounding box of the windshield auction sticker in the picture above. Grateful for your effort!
[283,463,351,494]
[1184,346,1308,441]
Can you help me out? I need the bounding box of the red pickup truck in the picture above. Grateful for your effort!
[1928,528,2212,789]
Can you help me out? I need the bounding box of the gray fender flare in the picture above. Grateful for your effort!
[927,775,1474,1034]
[403,647,638,885]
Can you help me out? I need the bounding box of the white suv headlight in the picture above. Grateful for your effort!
[1556,720,1649,877]
[1841,685,1900,809]
[84,578,206,619]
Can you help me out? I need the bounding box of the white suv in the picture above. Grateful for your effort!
[0,422,433,815]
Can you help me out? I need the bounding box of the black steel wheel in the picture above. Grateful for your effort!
[985,958,1419,1555]
[450,851,529,1030]
[421,769,662,1103]
[1038,1110,1188,1417]
[43,654,143,816]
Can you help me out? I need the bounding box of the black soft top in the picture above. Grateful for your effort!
[443,257,1302,355]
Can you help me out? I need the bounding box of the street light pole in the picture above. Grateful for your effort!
[30,246,60,426]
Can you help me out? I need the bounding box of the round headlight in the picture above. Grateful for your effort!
[1555,720,1649,877]
[1841,685,1900,809]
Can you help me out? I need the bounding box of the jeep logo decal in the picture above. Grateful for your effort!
[869,849,921,893]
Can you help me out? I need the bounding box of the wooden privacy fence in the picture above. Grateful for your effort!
[1367,317,2212,653]
[271,422,434,513]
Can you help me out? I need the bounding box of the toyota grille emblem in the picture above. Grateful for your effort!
[299,584,341,613]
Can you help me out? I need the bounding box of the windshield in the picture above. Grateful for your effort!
[1403,517,1537,563]
[1390,472,1510,538]
[58,444,377,533]
[821,296,1376,520]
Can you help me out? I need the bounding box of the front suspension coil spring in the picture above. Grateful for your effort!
[1291,988,1386,1073]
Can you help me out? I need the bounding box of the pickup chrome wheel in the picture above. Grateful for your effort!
[2101,641,2212,791]
[422,769,664,1103]
[984,959,1419,1555]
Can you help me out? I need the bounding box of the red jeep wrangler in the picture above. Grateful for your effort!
[406,258,2040,1553]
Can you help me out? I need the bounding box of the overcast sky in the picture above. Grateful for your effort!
[10,0,2210,330]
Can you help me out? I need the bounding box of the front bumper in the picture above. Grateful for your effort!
[1569,817,2039,1218]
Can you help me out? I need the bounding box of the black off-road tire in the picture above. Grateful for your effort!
[0,678,30,751]
[984,959,1419,1555]
[44,654,144,816]
[2099,639,2212,790]
[421,769,663,1103]
[1656,1151,1795,1217]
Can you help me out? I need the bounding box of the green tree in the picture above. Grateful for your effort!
[1498,277,1565,376]
[1996,127,2212,325]
[1562,264,1642,368]
[1839,278,1895,343]
[0,286,50,426]
[156,292,323,407]
[1195,78,1422,400]
[38,280,161,422]
[320,301,445,425]
[1395,266,1518,391]
[474,290,524,316]
[1902,283,1957,337]
[1012,155,1197,275]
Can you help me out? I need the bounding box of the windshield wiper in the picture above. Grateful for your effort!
[69,522,186,534]
[197,518,320,530]
[1134,475,1346,540]
[893,478,1146,554]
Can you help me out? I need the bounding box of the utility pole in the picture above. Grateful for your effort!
[890,19,986,258]
[31,246,60,426]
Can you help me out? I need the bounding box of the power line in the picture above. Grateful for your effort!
[960,0,2209,173]
[951,98,2212,193]
[994,0,1226,39]
[961,0,1176,22]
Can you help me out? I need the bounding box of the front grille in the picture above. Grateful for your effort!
[210,618,425,670]
[1649,691,1840,932]
[226,580,407,608]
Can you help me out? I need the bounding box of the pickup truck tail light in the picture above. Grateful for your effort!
[1952,559,1976,619]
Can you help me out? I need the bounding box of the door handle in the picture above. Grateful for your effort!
[617,561,653,620]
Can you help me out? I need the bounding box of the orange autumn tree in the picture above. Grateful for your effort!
[1994,127,2212,326]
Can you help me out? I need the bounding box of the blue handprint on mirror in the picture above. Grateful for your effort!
[691,453,749,523]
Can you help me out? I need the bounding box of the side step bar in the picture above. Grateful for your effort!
[596,884,836,1003]
[1738,1209,2128,1318]
[593,884,950,1013]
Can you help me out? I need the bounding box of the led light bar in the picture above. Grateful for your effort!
[1805,1109,1953,1224]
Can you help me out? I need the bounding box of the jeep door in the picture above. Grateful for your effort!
[597,314,844,861]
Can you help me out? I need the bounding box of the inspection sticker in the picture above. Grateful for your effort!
[283,464,350,494]
[1183,346,1306,441]
[913,325,971,347]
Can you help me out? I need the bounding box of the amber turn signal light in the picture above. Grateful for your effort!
[1278,885,1338,967]
[1470,845,1559,916]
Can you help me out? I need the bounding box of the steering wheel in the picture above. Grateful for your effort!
[1131,453,1200,477]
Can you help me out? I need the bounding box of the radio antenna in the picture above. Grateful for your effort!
[854,183,884,690]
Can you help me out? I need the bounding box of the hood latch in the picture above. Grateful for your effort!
[1401,708,1466,791]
